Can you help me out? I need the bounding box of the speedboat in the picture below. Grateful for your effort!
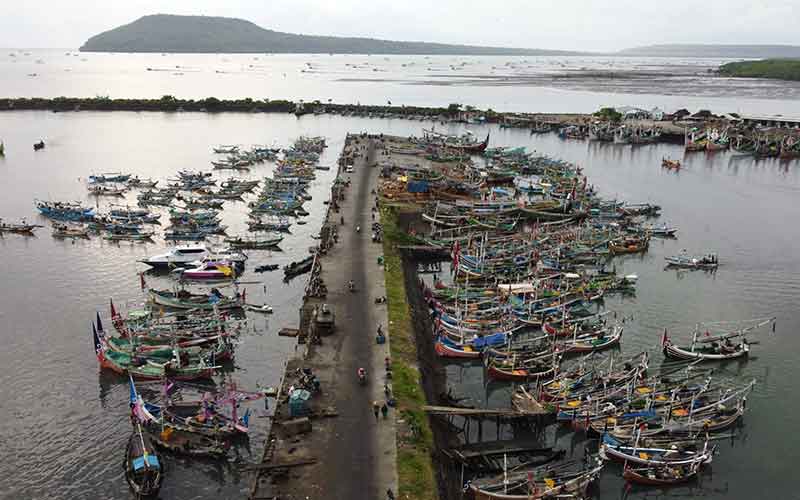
[140,245,209,269]
[174,260,237,281]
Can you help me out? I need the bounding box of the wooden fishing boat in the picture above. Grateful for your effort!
[89,172,131,183]
[0,219,43,233]
[52,222,90,238]
[600,434,714,466]
[284,255,314,278]
[97,344,217,380]
[662,338,749,361]
[434,336,482,358]
[88,184,128,196]
[468,458,603,499]
[103,229,155,241]
[556,325,623,354]
[665,253,718,269]
[164,230,206,241]
[36,199,95,221]
[623,462,700,486]
[224,235,284,249]
[661,158,681,170]
[144,423,228,458]
[245,303,274,314]
[609,235,649,255]
[148,288,243,310]
[124,426,163,497]
[486,356,559,381]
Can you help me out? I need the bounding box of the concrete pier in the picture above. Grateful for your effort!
[250,134,397,500]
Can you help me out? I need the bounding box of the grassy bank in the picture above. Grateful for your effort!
[719,59,800,81]
[381,205,437,500]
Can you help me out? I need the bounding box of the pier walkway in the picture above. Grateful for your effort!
[250,136,397,500]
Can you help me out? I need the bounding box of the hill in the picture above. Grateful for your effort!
[79,14,582,55]
[718,59,800,81]
[618,44,800,58]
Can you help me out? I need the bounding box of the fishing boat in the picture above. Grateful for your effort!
[254,263,280,273]
[148,288,244,310]
[661,158,681,170]
[124,425,163,498]
[660,317,775,361]
[104,228,155,241]
[629,223,677,238]
[600,434,714,466]
[163,230,206,241]
[140,245,210,269]
[95,329,217,380]
[434,336,483,359]
[88,184,128,196]
[35,199,95,221]
[684,128,707,152]
[126,177,158,188]
[623,462,700,486]
[486,355,559,381]
[52,222,90,238]
[98,344,217,380]
[468,457,604,499]
[665,252,718,269]
[0,219,43,234]
[609,235,649,255]
[556,325,623,354]
[284,255,314,278]
[245,303,274,314]
[224,235,283,249]
[89,172,131,183]
[213,145,239,154]
[144,424,228,458]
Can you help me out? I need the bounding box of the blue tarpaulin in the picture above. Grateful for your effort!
[407,180,430,193]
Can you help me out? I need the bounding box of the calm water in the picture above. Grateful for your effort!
[3,50,800,115]
[1,111,799,500]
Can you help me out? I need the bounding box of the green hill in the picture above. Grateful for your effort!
[718,59,800,81]
[79,14,583,55]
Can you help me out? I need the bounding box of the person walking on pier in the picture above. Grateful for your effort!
[381,403,388,419]
[373,401,380,420]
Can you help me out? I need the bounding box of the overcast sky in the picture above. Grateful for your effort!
[2,0,798,51]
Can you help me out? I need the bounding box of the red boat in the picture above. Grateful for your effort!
[434,338,481,358]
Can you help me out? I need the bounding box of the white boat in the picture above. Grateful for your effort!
[245,303,273,314]
[140,245,209,269]
[665,252,718,269]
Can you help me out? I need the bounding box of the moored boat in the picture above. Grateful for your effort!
[623,462,700,486]
[124,425,163,498]
[148,288,244,310]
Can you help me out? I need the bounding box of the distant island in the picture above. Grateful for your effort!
[718,59,800,81]
[618,44,800,58]
[79,14,583,55]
